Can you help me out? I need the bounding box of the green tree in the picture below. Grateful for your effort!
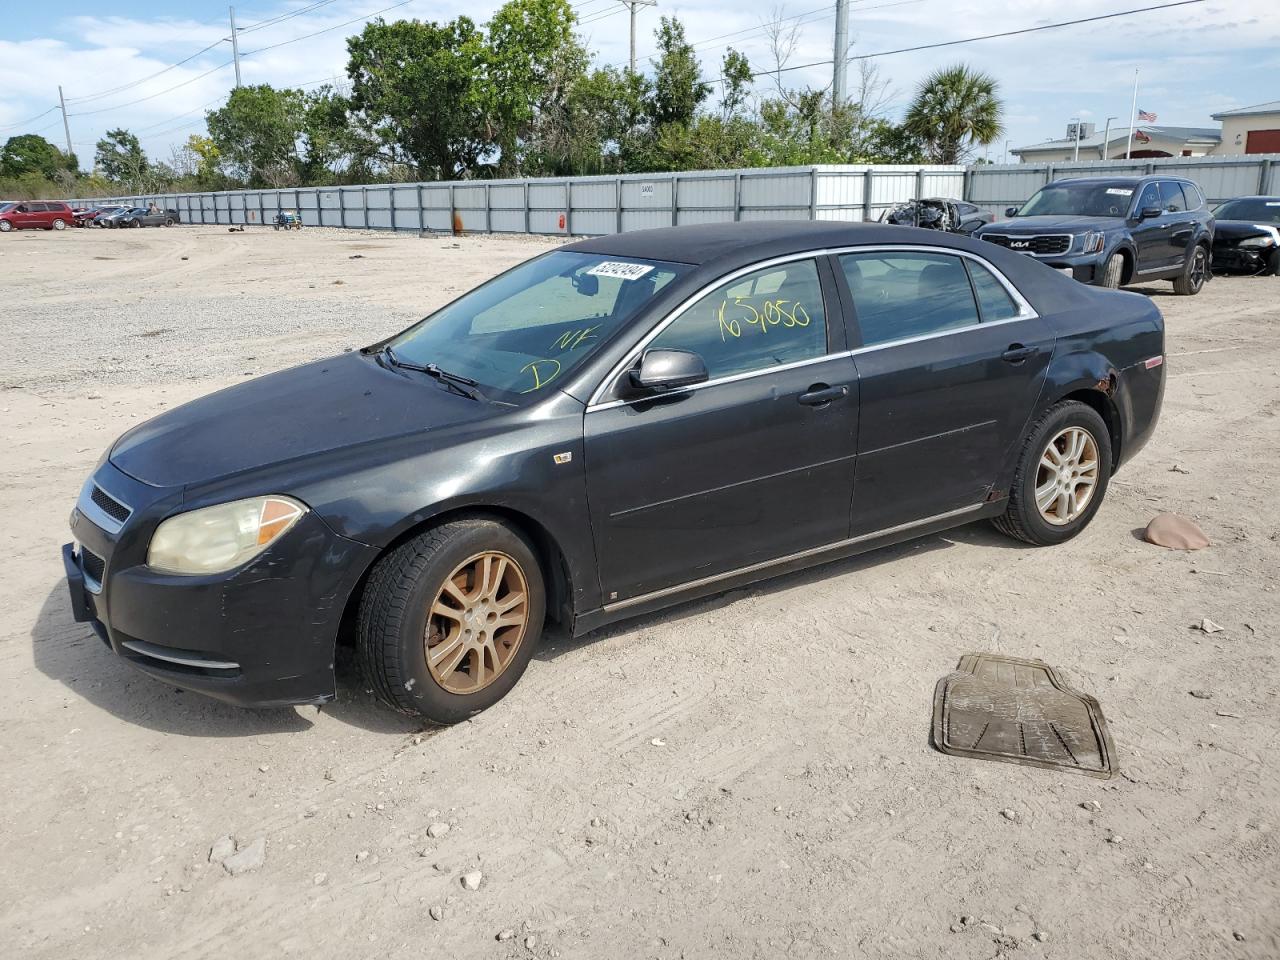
[94,128,147,184]
[649,16,710,129]
[902,63,1003,164]
[346,17,489,179]
[485,0,587,175]
[2,134,76,179]
[206,84,308,186]
[554,66,651,174]
[300,87,378,184]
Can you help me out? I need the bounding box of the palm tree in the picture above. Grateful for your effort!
[903,64,1004,164]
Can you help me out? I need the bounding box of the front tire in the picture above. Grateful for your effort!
[357,518,545,724]
[1173,244,1208,295]
[993,400,1112,546]
[52,218,66,230]
[1267,249,1280,277]
[1099,252,1124,288]
[0,220,11,232]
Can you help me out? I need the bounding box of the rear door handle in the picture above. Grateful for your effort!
[798,384,848,407]
[1001,344,1035,364]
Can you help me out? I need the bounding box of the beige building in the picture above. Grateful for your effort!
[1013,100,1280,163]
[1211,100,1280,155]
[1012,125,1220,163]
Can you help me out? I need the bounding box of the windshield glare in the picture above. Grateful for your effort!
[386,251,689,402]
[1016,182,1136,218]
[1213,198,1280,224]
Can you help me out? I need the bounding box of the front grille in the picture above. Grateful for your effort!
[983,234,1072,256]
[80,547,106,586]
[91,485,131,524]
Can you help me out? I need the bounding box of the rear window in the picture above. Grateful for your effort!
[842,251,981,347]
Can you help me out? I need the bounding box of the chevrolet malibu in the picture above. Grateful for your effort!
[64,221,1165,723]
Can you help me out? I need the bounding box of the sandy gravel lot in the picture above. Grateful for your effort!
[1,224,1278,960]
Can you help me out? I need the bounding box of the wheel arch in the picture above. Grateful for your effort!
[334,503,576,654]
[1110,243,1137,286]
[1052,381,1122,469]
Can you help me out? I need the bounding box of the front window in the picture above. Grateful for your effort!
[646,259,829,380]
[1213,198,1280,224]
[1015,181,1138,218]
[385,251,688,402]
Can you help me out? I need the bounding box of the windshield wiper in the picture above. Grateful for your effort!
[381,346,485,401]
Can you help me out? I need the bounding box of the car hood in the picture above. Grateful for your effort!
[1214,219,1280,241]
[982,215,1123,234]
[110,351,496,487]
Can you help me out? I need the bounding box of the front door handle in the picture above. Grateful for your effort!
[1001,343,1035,364]
[798,384,848,407]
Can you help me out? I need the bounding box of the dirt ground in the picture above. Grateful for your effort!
[1,224,1277,960]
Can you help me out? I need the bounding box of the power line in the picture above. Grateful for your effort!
[241,0,417,55]
[238,0,345,34]
[64,39,227,105]
[68,61,236,117]
[706,0,1211,85]
[0,105,62,132]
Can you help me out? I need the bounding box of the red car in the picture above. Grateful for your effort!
[73,204,125,227]
[0,200,75,232]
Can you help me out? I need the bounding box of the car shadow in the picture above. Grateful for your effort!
[536,519,1025,663]
[30,582,421,738]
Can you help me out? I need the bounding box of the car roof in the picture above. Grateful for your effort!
[562,220,988,268]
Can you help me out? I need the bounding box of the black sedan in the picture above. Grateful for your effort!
[63,222,1165,723]
[1210,196,1280,275]
[115,206,180,228]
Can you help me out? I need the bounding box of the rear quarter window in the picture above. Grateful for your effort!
[966,260,1022,322]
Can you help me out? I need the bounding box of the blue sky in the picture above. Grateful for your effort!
[2,0,1276,168]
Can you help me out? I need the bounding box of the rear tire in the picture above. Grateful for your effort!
[164,218,174,227]
[1268,249,1280,277]
[1173,244,1208,295]
[1099,252,1124,288]
[993,400,1112,546]
[357,518,545,724]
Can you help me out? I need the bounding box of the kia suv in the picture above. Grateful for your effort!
[0,200,75,232]
[976,176,1214,295]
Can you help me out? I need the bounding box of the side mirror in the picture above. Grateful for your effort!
[1138,206,1162,220]
[628,348,708,393]
[1005,206,1019,218]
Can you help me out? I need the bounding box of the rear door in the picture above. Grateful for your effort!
[836,248,1054,536]
[584,256,859,602]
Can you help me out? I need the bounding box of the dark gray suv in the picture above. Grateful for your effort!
[977,175,1214,295]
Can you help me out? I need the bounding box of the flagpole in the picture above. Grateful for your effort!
[1125,67,1139,160]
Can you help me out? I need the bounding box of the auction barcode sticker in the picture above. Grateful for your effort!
[587,261,655,280]
[1105,188,1134,196]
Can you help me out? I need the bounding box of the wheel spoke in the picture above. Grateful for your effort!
[441,577,470,606]
[484,556,508,598]
[470,648,486,689]
[431,635,468,678]
[1055,490,1071,520]
[1035,479,1059,512]
[432,601,465,622]
[495,590,526,614]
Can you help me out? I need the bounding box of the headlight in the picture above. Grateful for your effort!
[148,496,306,575]
[1239,234,1277,248]
[1080,231,1105,254]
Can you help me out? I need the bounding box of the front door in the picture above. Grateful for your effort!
[837,249,1054,536]
[584,257,859,603]
[1131,181,1170,273]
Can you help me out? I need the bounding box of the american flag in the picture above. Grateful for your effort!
[1138,109,1157,122]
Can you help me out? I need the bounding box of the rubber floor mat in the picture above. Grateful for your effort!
[932,654,1115,779]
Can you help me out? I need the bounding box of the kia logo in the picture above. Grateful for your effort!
[1010,240,1030,249]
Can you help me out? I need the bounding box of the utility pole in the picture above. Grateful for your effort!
[229,6,242,88]
[1125,67,1139,159]
[618,1,657,74]
[832,0,850,105]
[57,85,73,158]
[1070,117,1081,161]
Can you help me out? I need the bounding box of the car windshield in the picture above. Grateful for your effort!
[0,202,15,213]
[1213,198,1280,224]
[1015,181,1137,218]
[384,250,690,403]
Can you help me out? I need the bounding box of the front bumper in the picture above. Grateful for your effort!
[1211,244,1274,273]
[64,463,380,708]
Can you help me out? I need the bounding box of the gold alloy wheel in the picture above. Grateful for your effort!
[424,551,530,694]
[1035,426,1100,526]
